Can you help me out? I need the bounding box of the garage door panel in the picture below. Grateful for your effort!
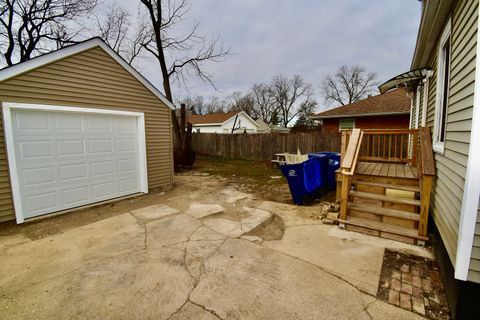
[116,138,137,152]
[24,191,57,217]
[57,139,86,156]
[19,140,53,159]
[89,138,113,154]
[91,160,114,176]
[87,114,111,131]
[62,186,90,207]
[15,111,50,131]
[93,181,116,199]
[59,163,88,181]
[22,166,55,186]
[54,113,83,131]
[10,108,143,220]
[118,178,139,193]
[113,116,137,131]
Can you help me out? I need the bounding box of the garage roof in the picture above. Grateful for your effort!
[310,88,411,119]
[0,37,175,110]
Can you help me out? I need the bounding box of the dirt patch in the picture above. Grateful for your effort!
[245,214,285,241]
[377,249,451,319]
[193,155,336,205]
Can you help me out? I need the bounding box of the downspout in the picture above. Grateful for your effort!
[421,70,434,127]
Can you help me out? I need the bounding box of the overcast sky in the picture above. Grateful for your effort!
[117,0,421,109]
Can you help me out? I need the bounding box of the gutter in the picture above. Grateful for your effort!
[309,111,410,120]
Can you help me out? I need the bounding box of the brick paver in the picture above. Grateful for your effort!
[400,293,411,310]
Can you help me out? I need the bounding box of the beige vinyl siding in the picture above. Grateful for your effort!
[468,199,480,282]
[424,0,478,281]
[0,47,173,222]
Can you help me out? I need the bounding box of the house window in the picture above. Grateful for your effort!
[339,118,355,131]
[196,128,200,133]
[434,19,451,154]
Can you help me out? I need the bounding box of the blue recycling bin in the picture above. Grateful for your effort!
[280,158,323,205]
[307,153,329,189]
[308,152,341,190]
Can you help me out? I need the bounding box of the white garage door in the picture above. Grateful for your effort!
[5,105,147,222]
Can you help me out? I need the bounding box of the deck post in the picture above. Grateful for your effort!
[336,171,342,202]
[339,173,352,227]
[418,175,433,238]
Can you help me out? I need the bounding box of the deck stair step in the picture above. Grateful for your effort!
[352,179,420,193]
[350,191,421,206]
[338,216,428,241]
[347,202,420,221]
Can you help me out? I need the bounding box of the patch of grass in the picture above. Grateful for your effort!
[194,155,284,185]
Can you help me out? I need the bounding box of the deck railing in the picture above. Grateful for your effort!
[341,129,419,165]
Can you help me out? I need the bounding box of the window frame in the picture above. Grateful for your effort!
[433,18,452,154]
[339,118,355,131]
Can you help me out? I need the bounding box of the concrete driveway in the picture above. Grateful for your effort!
[0,174,430,319]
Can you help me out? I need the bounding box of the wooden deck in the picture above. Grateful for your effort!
[356,162,418,179]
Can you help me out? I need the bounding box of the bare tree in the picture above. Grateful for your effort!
[180,95,204,114]
[321,65,379,106]
[227,91,256,118]
[205,96,225,114]
[95,4,150,65]
[270,74,316,127]
[0,0,97,66]
[251,83,277,123]
[139,0,229,148]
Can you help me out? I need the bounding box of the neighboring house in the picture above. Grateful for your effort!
[189,111,259,134]
[309,88,411,132]
[380,0,480,316]
[0,37,174,224]
[255,118,271,133]
[269,125,291,133]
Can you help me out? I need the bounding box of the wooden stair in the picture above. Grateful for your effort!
[340,177,424,245]
[337,128,436,246]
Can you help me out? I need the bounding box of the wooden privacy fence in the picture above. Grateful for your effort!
[192,132,341,161]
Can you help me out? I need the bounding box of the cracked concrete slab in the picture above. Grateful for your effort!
[202,218,244,238]
[240,207,272,233]
[264,224,384,295]
[190,238,371,320]
[184,203,225,219]
[147,214,203,249]
[221,188,249,203]
[0,214,194,319]
[131,204,179,220]
[1,174,430,319]
[190,226,227,241]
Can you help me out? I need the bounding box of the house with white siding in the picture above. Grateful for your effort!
[379,0,480,317]
[188,111,259,134]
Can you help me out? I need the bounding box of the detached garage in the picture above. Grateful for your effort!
[0,38,174,223]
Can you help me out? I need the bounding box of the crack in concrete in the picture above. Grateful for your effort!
[361,298,377,320]
[189,300,224,320]
[166,230,228,320]
[261,242,376,299]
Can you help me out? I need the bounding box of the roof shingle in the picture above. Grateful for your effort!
[311,88,410,119]
[188,111,240,124]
